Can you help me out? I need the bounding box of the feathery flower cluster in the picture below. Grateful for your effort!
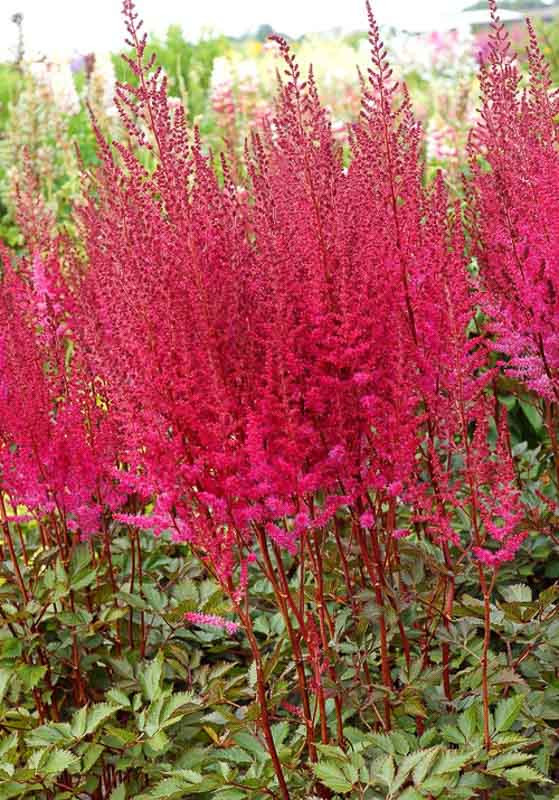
[1,0,537,581]
[469,1,559,401]
[184,612,241,635]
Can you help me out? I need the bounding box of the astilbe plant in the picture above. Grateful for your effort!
[468,2,559,417]
[0,246,122,539]
[2,2,555,798]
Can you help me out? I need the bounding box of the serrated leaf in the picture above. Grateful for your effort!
[107,689,131,708]
[214,747,252,764]
[313,762,353,794]
[140,652,163,702]
[149,778,187,798]
[104,725,137,745]
[0,669,12,703]
[145,729,169,752]
[0,734,18,760]
[26,723,73,748]
[271,721,290,748]
[412,746,442,786]
[173,769,203,784]
[402,693,427,718]
[71,706,88,739]
[442,725,465,746]
[370,732,395,754]
[81,743,104,772]
[390,731,410,755]
[371,754,395,787]
[43,749,80,775]
[494,695,524,733]
[391,749,431,794]
[457,704,479,740]
[17,665,47,691]
[160,691,199,726]
[315,744,347,762]
[504,766,552,785]
[500,584,532,604]
[117,590,148,610]
[487,751,533,773]
[433,749,474,775]
[233,731,267,757]
[86,702,121,735]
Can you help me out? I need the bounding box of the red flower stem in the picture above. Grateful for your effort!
[256,530,316,761]
[0,493,29,603]
[354,519,392,728]
[479,568,497,751]
[234,598,291,800]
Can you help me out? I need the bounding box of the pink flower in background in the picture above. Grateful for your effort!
[184,612,240,635]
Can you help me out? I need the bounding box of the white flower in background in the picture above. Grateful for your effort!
[89,52,117,113]
[29,58,80,116]
[237,59,259,86]
[210,56,234,92]
[386,29,476,81]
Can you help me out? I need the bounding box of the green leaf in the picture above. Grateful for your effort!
[504,766,552,785]
[173,769,203,784]
[214,747,252,765]
[86,702,121,736]
[160,691,199,726]
[371,754,395,787]
[412,746,442,787]
[81,743,104,772]
[271,721,290,748]
[391,749,432,795]
[315,744,348,762]
[43,749,80,775]
[149,778,187,798]
[107,689,131,708]
[26,723,73,748]
[117,590,148,610]
[0,734,18,760]
[390,731,410,756]
[457,704,479,741]
[402,693,427,718]
[494,695,524,733]
[0,669,12,703]
[313,762,354,794]
[17,665,47,691]
[441,725,465,746]
[1,639,21,660]
[246,660,256,689]
[500,584,532,604]
[140,652,164,702]
[370,732,395,754]
[433,749,473,775]
[109,785,127,800]
[145,729,169,752]
[519,400,543,434]
[233,731,267,757]
[487,751,533,773]
[398,789,424,800]
[71,706,88,739]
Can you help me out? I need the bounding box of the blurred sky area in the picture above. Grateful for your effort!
[1,0,478,58]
